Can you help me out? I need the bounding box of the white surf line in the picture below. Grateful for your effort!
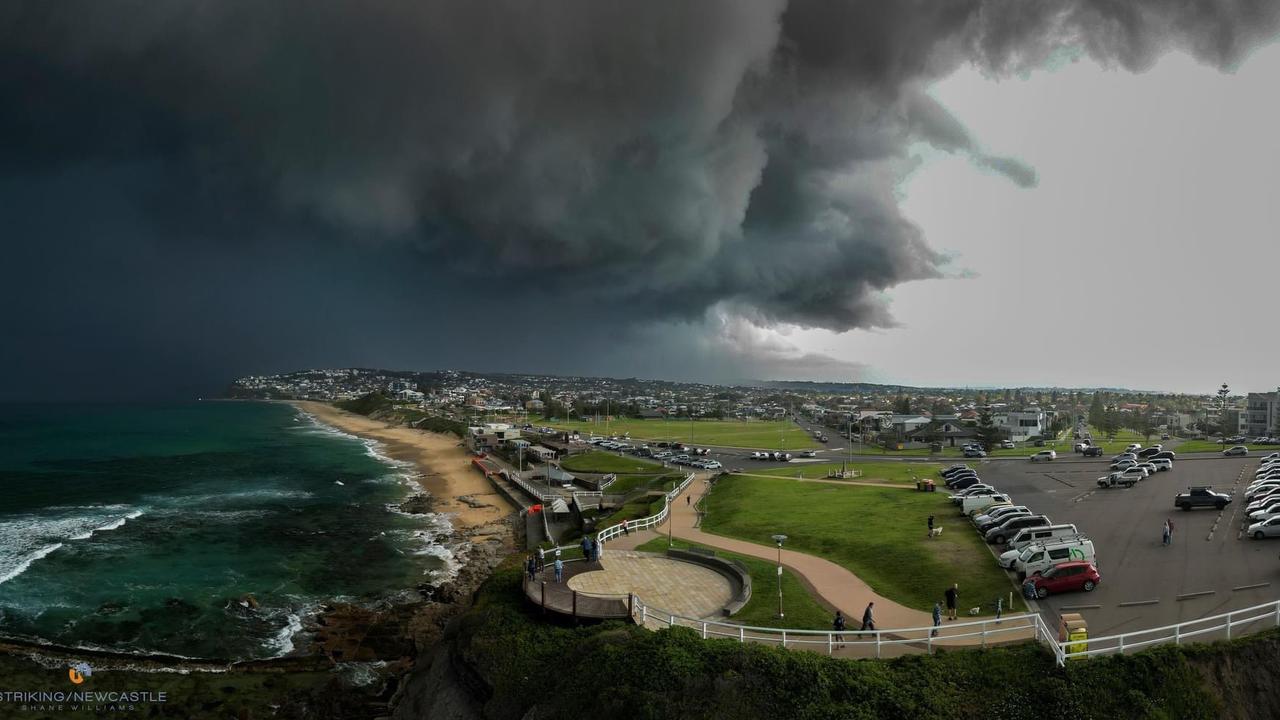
[1176,590,1216,601]
[1118,599,1160,607]
[1233,582,1271,592]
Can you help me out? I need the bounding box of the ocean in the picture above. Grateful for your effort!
[0,401,452,660]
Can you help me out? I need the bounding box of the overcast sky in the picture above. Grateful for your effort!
[3,2,1279,400]
[793,42,1280,394]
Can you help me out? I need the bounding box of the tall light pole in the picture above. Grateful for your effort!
[771,534,787,618]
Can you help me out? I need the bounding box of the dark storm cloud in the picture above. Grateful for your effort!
[2,0,1278,397]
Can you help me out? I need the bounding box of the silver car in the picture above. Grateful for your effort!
[1249,516,1280,539]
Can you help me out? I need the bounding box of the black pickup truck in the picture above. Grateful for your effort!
[1174,486,1231,511]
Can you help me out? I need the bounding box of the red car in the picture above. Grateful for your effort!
[1030,561,1100,599]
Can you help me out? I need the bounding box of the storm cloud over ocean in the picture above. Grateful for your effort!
[3,1,1278,398]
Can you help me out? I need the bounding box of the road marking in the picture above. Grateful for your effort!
[1118,599,1160,607]
[1071,490,1097,503]
[1234,582,1271,591]
[1176,590,1216,601]
[1058,604,1102,611]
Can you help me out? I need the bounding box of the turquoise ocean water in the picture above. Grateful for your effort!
[0,401,451,659]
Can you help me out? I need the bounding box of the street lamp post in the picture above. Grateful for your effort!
[771,534,788,618]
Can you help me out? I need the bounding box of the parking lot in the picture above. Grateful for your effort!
[972,455,1280,639]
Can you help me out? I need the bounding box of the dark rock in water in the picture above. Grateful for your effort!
[398,494,434,515]
[97,601,127,616]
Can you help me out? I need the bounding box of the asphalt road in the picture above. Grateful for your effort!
[970,455,1280,642]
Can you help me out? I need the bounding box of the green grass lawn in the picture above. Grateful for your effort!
[635,538,834,630]
[530,416,818,450]
[701,475,1024,617]
[560,450,665,474]
[754,461,942,484]
[603,472,684,495]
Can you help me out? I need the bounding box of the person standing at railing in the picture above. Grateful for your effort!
[832,610,846,648]
[861,602,875,632]
[554,557,564,583]
[622,519,630,536]
[526,554,537,583]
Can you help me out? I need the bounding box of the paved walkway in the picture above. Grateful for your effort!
[570,551,732,619]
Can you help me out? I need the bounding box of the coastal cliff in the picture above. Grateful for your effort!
[393,562,1280,720]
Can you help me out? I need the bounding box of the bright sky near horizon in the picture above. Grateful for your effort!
[791,42,1280,394]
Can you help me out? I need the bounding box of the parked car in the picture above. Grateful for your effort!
[1097,474,1137,489]
[1245,494,1280,514]
[986,515,1051,545]
[976,508,1033,534]
[1028,561,1101,598]
[964,447,987,458]
[940,464,972,478]
[1174,486,1231,510]
[962,493,1011,516]
[1248,516,1280,540]
[1073,441,1091,452]
[1001,524,1082,559]
[1149,458,1173,472]
[972,502,1024,525]
[1248,501,1280,522]
[800,450,818,458]
[1110,459,1137,471]
[1014,537,1096,579]
[1150,450,1176,461]
[1111,453,1138,463]
[950,485,996,503]
[1135,462,1158,476]
[1082,446,1105,457]
[1125,443,1142,453]
[703,460,723,470]
[1120,467,1149,482]
[1224,446,1250,457]
[1029,450,1057,463]
[948,476,984,491]
[1000,440,1016,449]
[1137,447,1162,458]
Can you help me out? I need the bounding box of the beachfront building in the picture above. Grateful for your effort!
[466,423,523,453]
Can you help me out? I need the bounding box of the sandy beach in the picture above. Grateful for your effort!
[291,401,515,543]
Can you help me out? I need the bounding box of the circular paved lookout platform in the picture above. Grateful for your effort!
[523,549,735,621]
[570,550,734,619]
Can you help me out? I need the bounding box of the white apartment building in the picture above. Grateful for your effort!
[995,408,1045,442]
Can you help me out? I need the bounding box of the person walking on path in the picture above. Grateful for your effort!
[932,601,943,637]
[861,602,876,632]
[553,557,564,583]
[832,610,846,648]
[1167,518,1175,544]
[622,519,630,536]
[945,584,958,621]
[927,515,935,537]
[687,495,691,506]
[526,554,537,582]
[1162,519,1171,546]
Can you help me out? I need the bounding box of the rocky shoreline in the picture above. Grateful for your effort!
[0,412,521,719]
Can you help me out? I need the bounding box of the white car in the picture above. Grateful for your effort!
[1110,459,1137,471]
[1126,443,1142,452]
[1224,446,1250,457]
[1246,494,1280,514]
[1135,462,1158,476]
[1248,516,1280,539]
[703,460,722,470]
[1118,467,1148,482]
[800,450,817,458]
[973,505,1030,527]
[1000,440,1016,449]
[1030,450,1057,462]
[1149,458,1173,472]
[1248,502,1280,522]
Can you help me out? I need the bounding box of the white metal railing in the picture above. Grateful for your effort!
[1056,598,1280,662]
[628,596,1050,658]
[596,472,696,545]
[509,471,556,503]
[598,473,618,491]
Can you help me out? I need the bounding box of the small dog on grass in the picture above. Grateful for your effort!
[928,527,943,538]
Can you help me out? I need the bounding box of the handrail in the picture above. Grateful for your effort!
[595,472,695,546]
[1057,598,1280,662]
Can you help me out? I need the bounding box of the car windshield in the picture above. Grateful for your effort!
[1019,547,1038,561]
